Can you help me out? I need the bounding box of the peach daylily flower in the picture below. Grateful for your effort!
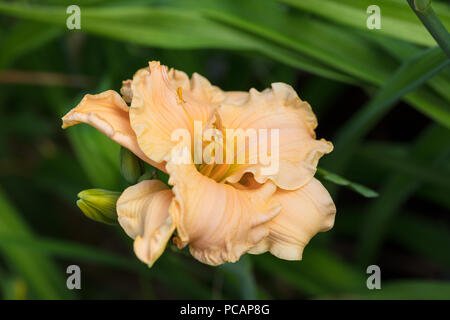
[62,61,336,266]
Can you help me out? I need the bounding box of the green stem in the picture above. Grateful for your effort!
[407,0,450,58]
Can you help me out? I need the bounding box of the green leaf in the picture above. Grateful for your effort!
[253,248,365,296]
[0,21,62,68]
[357,143,450,190]
[0,189,72,299]
[407,0,450,57]
[418,184,450,209]
[324,46,450,178]
[316,168,379,198]
[0,234,140,273]
[119,147,145,185]
[336,209,450,269]
[67,125,122,189]
[172,0,387,84]
[1,0,448,128]
[372,37,450,104]
[46,87,123,190]
[322,281,450,300]
[0,274,27,300]
[392,213,450,269]
[220,255,257,299]
[356,125,450,265]
[178,0,450,128]
[0,2,353,83]
[170,0,450,130]
[280,0,450,47]
[0,233,212,299]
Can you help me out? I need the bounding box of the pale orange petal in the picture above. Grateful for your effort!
[167,68,225,104]
[61,90,166,172]
[116,180,174,266]
[121,68,225,105]
[219,83,333,190]
[129,61,218,163]
[249,178,336,260]
[166,159,281,266]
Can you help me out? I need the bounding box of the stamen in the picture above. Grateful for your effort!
[177,87,186,103]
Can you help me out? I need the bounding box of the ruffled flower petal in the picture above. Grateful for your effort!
[219,83,333,190]
[167,68,225,104]
[166,159,281,266]
[61,90,165,171]
[249,178,336,260]
[122,66,225,105]
[116,180,174,266]
[129,61,219,163]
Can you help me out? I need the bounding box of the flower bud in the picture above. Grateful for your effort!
[137,169,157,182]
[120,147,145,184]
[76,189,121,225]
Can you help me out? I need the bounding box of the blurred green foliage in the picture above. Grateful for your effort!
[0,0,449,299]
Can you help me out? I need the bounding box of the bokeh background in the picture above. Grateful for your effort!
[0,0,449,299]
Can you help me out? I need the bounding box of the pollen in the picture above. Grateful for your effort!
[177,87,186,103]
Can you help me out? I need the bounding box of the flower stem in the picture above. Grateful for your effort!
[407,0,450,58]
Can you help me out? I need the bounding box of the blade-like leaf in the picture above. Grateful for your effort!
[253,248,365,296]
[357,125,450,265]
[316,167,378,198]
[220,255,257,299]
[0,233,212,299]
[407,0,450,58]
[280,0,450,47]
[0,2,352,83]
[0,189,72,299]
[337,210,450,270]
[324,46,450,178]
[1,1,448,129]
[357,143,450,189]
[0,21,62,68]
[322,281,450,300]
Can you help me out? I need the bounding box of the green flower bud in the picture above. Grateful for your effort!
[137,169,157,182]
[76,189,121,225]
[120,147,145,184]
